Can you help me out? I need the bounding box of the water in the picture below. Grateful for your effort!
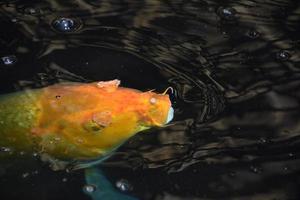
[0,0,300,199]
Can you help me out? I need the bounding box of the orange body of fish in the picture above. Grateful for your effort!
[0,80,173,165]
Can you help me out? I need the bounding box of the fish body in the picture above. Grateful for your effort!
[0,80,173,163]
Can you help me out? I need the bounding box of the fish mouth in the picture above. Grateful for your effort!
[165,106,174,124]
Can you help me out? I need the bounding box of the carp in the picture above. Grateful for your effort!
[0,79,174,169]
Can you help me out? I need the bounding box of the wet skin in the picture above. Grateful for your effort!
[0,80,173,164]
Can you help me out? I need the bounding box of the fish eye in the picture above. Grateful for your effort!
[149,97,156,104]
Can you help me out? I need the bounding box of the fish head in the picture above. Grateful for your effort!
[136,91,174,128]
[35,81,174,162]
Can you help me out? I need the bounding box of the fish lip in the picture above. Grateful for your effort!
[165,106,174,124]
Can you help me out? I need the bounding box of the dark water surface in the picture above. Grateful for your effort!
[0,0,300,199]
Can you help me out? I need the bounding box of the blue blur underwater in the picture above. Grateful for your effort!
[84,168,137,200]
[0,0,300,199]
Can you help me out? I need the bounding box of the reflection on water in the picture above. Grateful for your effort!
[0,0,300,199]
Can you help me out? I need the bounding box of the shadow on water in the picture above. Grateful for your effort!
[0,0,300,199]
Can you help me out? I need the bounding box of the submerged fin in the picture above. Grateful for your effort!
[68,141,125,171]
[68,153,112,171]
[84,167,138,200]
[39,153,69,171]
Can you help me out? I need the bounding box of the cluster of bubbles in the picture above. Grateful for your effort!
[82,178,133,195]
[52,18,79,33]
[216,6,293,64]
[0,4,289,73]
[21,170,39,179]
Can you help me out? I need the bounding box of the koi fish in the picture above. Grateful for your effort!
[0,79,174,169]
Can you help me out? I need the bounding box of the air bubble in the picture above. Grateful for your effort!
[32,170,39,175]
[11,18,18,23]
[250,165,261,174]
[276,50,290,61]
[259,138,268,144]
[217,7,237,20]
[283,166,289,172]
[115,179,133,192]
[52,17,80,33]
[83,184,97,193]
[1,55,17,65]
[247,30,260,39]
[24,7,38,15]
[228,171,236,177]
[22,172,30,178]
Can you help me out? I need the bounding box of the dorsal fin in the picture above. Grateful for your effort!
[96,79,120,92]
